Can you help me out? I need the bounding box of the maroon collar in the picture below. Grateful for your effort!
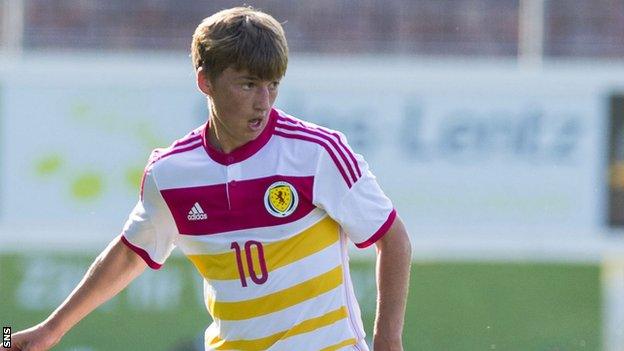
[202,108,277,166]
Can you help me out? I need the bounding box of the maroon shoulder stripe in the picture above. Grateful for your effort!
[157,140,203,160]
[323,128,362,178]
[274,129,353,188]
[276,114,362,178]
[148,140,203,169]
[139,139,203,199]
[276,120,358,184]
[172,134,203,148]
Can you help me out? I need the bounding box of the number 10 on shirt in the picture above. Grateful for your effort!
[231,241,269,287]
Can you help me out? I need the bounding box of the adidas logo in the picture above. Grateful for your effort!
[187,202,207,221]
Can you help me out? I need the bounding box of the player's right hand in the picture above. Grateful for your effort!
[1,323,62,351]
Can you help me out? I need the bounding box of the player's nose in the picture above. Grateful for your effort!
[254,86,272,112]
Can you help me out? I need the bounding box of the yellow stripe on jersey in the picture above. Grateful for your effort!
[187,216,339,281]
[208,306,349,350]
[320,338,358,351]
[208,265,343,320]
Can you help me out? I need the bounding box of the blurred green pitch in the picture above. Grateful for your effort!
[0,254,600,351]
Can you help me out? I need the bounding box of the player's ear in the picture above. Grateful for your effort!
[196,67,213,96]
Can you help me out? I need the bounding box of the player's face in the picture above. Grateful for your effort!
[199,67,280,150]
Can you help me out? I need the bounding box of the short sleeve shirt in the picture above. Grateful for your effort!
[121,108,396,351]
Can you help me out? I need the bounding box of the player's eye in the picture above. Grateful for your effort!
[242,82,254,90]
[269,81,280,90]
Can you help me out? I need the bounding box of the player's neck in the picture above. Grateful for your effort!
[207,121,238,154]
[207,109,253,154]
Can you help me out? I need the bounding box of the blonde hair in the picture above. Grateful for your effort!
[191,7,289,81]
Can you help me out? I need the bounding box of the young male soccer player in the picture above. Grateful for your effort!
[5,7,412,351]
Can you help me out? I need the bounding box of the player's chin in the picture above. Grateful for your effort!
[245,122,265,136]
[250,130,264,140]
[239,128,261,142]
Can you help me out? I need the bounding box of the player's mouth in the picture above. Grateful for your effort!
[248,117,264,131]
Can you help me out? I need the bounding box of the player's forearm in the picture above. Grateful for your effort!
[373,217,412,349]
[43,235,147,338]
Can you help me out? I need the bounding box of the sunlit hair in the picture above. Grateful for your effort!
[191,6,289,81]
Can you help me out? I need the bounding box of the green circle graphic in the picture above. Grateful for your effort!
[35,155,64,176]
[71,173,104,200]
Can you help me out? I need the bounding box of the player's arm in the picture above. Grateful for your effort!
[5,235,147,351]
[372,216,412,351]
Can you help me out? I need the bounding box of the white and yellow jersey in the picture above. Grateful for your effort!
[121,108,396,351]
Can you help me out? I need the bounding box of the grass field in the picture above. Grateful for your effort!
[395,262,600,351]
[0,253,601,350]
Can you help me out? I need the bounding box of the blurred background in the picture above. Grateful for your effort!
[1,0,624,350]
